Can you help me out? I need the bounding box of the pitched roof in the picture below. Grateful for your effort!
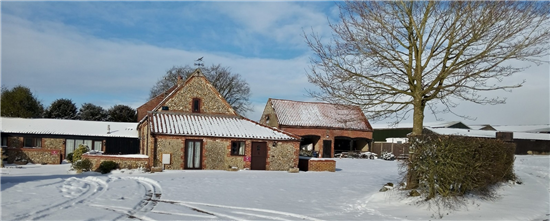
[150,68,236,116]
[0,117,138,138]
[269,99,372,131]
[150,112,299,140]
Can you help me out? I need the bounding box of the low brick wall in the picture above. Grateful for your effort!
[5,147,61,164]
[298,157,336,172]
[82,155,149,171]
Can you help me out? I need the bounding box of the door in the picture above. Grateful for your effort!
[323,140,332,158]
[251,142,267,170]
[185,140,202,169]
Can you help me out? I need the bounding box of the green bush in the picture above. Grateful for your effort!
[97,161,118,174]
[66,153,74,163]
[72,144,89,162]
[72,159,92,172]
[404,134,516,200]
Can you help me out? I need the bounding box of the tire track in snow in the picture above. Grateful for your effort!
[13,176,108,221]
[90,177,162,221]
[154,199,323,221]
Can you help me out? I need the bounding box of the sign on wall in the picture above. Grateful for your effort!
[51,150,58,155]
[244,156,251,162]
[162,154,171,164]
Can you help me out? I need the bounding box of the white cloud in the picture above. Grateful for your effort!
[1,13,317,120]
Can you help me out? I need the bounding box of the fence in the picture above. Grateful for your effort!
[371,142,409,158]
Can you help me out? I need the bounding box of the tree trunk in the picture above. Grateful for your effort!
[406,97,426,189]
[411,98,425,135]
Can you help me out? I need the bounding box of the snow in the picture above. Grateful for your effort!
[150,112,297,140]
[427,128,550,141]
[1,156,549,220]
[0,117,138,138]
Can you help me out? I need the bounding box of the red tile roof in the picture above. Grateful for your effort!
[270,99,372,131]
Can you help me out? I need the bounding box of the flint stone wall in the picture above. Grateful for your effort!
[163,77,235,115]
[5,147,61,164]
[82,154,149,171]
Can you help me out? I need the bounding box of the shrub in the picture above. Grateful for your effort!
[404,134,516,200]
[72,144,89,162]
[97,161,118,174]
[66,153,74,163]
[72,159,92,172]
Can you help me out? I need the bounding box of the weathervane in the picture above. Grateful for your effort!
[194,57,204,67]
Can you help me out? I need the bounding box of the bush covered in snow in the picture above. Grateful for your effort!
[66,153,74,163]
[72,159,92,172]
[404,134,516,201]
[72,144,89,162]
[97,161,118,174]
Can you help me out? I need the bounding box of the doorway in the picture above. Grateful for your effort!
[251,142,267,170]
[322,140,332,158]
[185,140,202,169]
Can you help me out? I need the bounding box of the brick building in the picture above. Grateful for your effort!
[259,98,373,158]
[137,69,300,170]
[0,117,139,164]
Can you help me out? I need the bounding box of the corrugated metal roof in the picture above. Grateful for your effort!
[372,121,467,129]
[492,125,550,133]
[0,117,138,138]
[150,112,298,140]
[426,128,550,141]
[270,99,371,130]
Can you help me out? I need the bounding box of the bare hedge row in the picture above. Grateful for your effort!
[405,134,516,199]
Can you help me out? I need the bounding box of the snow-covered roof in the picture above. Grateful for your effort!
[0,117,138,138]
[426,128,550,141]
[270,99,371,131]
[372,121,468,129]
[150,112,298,140]
[491,125,550,133]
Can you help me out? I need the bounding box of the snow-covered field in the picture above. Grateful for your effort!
[1,155,548,220]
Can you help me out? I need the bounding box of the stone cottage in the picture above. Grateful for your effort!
[137,69,300,170]
[259,98,373,158]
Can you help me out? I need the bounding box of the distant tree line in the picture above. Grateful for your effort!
[1,85,136,122]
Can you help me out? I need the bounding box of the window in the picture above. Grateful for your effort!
[192,98,201,113]
[0,137,8,147]
[265,115,270,124]
[231,141,246,156]
[23,137,41,148]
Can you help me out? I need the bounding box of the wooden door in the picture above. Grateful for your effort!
[251,142,267,170]
[185,140,202,169]
[323,140,332,158]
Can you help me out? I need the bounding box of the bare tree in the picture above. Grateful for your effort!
[305,1,549,135]
[150,64,252,115]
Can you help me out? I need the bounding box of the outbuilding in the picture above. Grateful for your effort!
[259,98,373,158]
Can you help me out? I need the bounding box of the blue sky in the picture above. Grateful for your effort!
[1,1,548,126]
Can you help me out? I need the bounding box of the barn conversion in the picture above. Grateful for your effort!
[259,98,373,158]
[137,69,300,170]
[0,117,139,164]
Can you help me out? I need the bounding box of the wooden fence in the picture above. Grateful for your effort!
[371,142,409,158]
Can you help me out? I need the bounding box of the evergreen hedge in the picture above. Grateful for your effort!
[405,134,516,200]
